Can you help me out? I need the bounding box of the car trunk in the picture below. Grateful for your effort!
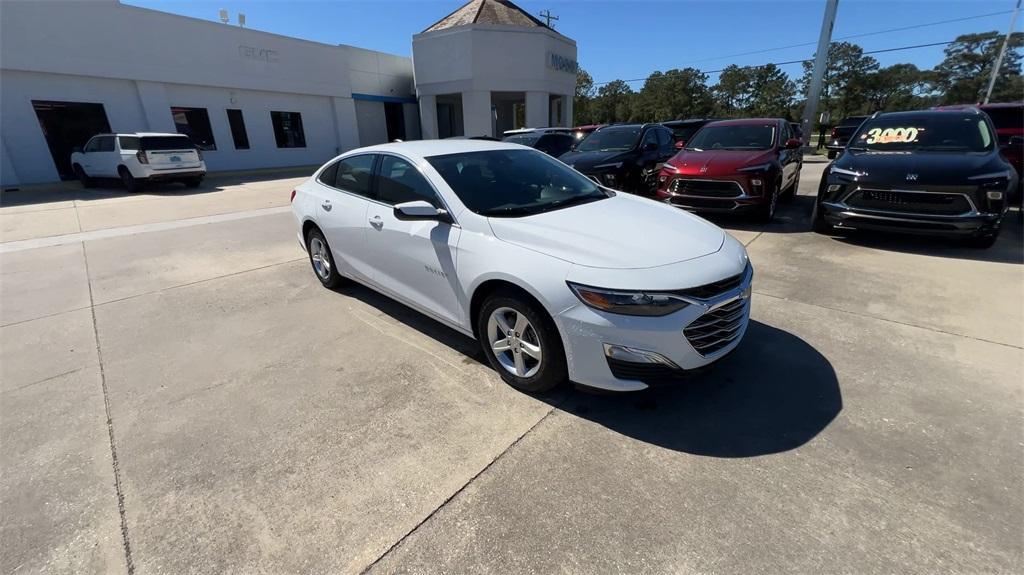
[140,136,202,169]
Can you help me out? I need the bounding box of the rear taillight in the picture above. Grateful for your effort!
[136,151,148,164]
[290,190,296,203]
[830,128,839,138]
[195,148,203,160]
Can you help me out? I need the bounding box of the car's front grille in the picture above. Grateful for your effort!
[846,189,973,216]
[671,178,743,198]
[684,298,748,356]
[671,269,746,300]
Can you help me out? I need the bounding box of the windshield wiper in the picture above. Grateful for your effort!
[544,194,607,210]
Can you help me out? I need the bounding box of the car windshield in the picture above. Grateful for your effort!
[686,124,776,151]
[848,114,995,153]
[840,116,869,127]
[502,133,541,146]
[426,149,608,217]
[670,126,702,141]
[575,127,640,152]
[141,136,195,151]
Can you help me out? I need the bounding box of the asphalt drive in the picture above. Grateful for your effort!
[1,158,1021,574]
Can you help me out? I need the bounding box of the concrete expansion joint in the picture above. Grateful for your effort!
[81,241,136,575]
[359,404,563,574]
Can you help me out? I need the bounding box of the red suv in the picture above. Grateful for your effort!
[656,118,803,221]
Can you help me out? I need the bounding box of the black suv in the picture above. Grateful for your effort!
[826,115,869,159]
[661,118,717,150]
[559,123,677,195]
[812,108,1017,248]
[501,128,575,158]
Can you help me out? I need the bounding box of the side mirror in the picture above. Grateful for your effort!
[393,200,451,223]
[72,146,83,154]
[674,140,685,150]
[784,138,802,150]
[1008,135,1024,146]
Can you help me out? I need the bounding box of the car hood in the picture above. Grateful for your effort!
[838,149,1004,184]
[667,149,775,176]
[487,194,725,269]
[560,150,630,171]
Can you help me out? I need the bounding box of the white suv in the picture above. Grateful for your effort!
[291,140,752,393]
[70,133,206,192]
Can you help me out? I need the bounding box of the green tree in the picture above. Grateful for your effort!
[574,67,596,125]
[800,41,879,121]
[634,68,713,121]
[861,64,928,112]
[714,64,794,117]
[933,31,1024,103]
[593,80,635,123]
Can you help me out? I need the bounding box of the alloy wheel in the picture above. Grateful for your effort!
[309,236,331,280]
[487,306,542,378]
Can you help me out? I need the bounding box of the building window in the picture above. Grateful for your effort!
[170,107,216,150]
[271,111,306,148]
[226,109,250,150]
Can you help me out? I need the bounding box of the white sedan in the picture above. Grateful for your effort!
[291,140,752,393]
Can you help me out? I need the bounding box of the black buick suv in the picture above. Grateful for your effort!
[812,108,1017,248]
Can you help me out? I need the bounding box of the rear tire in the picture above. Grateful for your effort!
[73,165,95,188]
[119,167,141,193]
[477,290,567,394]
[183,177,203,188]
[306,227,345,288]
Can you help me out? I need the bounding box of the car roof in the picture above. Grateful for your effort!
[662,118,716,126]
[503,127,572,134]
[705,118,783,127]
[878,109,980,119]
[351,139,527,160]
[91,132,187,137]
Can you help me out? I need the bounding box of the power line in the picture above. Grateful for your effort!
[595,39,960,86]
[671,10,1012,67]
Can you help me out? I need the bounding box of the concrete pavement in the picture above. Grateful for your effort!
[1,161,1021,574]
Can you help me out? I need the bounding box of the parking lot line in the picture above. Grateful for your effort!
[0,206,291,253]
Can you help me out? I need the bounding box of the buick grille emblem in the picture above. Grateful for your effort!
[905,173,918,181]
[700,164,709,174]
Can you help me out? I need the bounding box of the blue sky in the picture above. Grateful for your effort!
[126,0,1021,86]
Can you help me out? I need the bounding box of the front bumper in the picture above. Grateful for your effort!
[820,203,1003,237]
[657,175,771,213]
[555,264,753,392]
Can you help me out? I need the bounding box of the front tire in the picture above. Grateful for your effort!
[811,196,832,233]
[74,164,95,188]
[477,291,567,393]
[306,228,345,288]
[756,179,781,222]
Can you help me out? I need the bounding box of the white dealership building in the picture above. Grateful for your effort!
[0,0,577,186]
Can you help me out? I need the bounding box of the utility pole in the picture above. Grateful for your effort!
[983,0,1021,104]
[539,9,559,28]
[801,0,839,148]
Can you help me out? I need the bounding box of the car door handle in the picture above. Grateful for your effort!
[369,215,383,229]
[321,200,332,211]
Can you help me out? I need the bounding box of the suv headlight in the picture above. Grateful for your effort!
[567,283,690,316]
[737,162,773,173]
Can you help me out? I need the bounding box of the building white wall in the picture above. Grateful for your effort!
[354,100,389,147]
[0,0,415,185]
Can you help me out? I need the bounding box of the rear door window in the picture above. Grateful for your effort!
[140,136,195,151]
[331,154,376,198]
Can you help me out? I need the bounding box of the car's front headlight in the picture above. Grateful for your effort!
[567,283,690,316]
[593,161,623,170]
[737,162,773,173]
[830,166,866,177]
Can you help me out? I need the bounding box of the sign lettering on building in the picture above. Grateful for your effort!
[547,52,578,75]
[238,45,279,63]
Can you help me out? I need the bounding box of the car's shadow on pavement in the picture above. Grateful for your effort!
[334,280,842,459]
[552,320,842,458]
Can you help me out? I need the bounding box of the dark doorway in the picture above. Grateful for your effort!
[384,102,406,142]
[32,100,111,180]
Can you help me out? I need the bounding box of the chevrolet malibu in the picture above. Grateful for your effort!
[291,140,752,393]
